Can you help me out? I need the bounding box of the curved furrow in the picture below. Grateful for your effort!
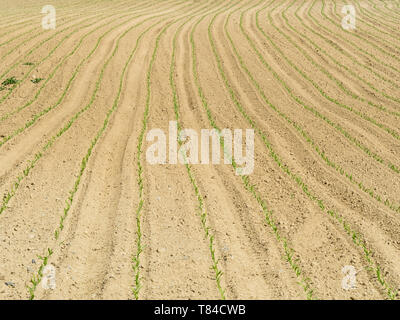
[339,0,400,54]
[282,0,400,112]
[0,1,100,46]
[0,1,151,104]
[28,16,165,301]
[131,6,219,300]
[0,0,170,123]
[265,0,400,135]
[293,0,400,96]
[229,0,400,271]
[362,0,400,24]
[304,0,400,76]
[190,0,316,299]
[0,3,187,218]
[160,0,230,299]
[319,0,400,69]
[0,0,204,300]
[351,0,400,40]
[0,0,117,41]
[208,0,399,299]
[332,0,400,49]
[244,2,400,179]
[225,1,400,217]
[318,0,400,73]
[0,1,126,52]
[168,1,308,300]
[0,0,184,152]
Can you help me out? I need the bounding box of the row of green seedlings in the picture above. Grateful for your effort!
[301,0,400,94]
[264,0,400,145]
[131,12,181,299]
[370,0,400,21]
[337,0,400,50]
[0,0,163,124]
[0,6,169,149]
[135,0,228,300]
[234,0,400,213]
[170,6,230,300]
[371,0,400,21]
[210,2,397,299]
[221,1,400,220]
[351,0,400,46]
[339,0,400,51]
[309,0,400,74]
[323,0,400,66]
[281,0,400,115]
[190,2,315,300]
[130,0,209,300]
[288,0,400,111]
[254,0,400,182]
[0,11,161,215]
[0,6,138,106]
[359,0,400,22]
[238,1,400,213]
[27,15,164,301]
[302,2,400,174]
[0,0,112,47]
[0,0,127,60]
[27,248,53,300]
[0,0,162,85]
[258,0,400,173]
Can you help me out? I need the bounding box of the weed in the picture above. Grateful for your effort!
[1,77,18,86]
[31,78,44,84]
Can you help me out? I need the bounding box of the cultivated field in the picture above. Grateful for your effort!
[0,0,399,300]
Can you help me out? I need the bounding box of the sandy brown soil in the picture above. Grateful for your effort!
[0,0,399,300]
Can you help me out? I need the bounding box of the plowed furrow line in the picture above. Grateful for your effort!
[0,2,149,103]
[286,0,400,111]
[0,0,91,27]
[131,8,205,301]
[0,1,183,150]
[307,0,400,75]
[0,0,117,42]
[362,0,400,24]
[210,2,398,300]
[0,0,170,123]
[247,4,400,176]
[284,0,400,110]
[264,1,400,144]
[0,8,177,217]
[302,0,399,77]
[333,0,400,50]
[168,0,231,300]
[294,0,400,94]
[320,0,400,66]
[0,2,99,48]
[225,3,400,215]
[352,1,400,41]
[0,0,143,58]
[27,15,164,301]
[190,0,316,300]
[0,1,122,52]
